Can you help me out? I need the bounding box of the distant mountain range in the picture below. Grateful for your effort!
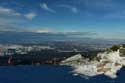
[0,31,125,45]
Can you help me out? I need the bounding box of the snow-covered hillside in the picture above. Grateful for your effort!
[61,50,125,79]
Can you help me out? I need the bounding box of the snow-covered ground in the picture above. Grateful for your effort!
[61,50,125,79]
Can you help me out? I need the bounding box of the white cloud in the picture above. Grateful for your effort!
[58,5,78,14]
[0,6,37,20]
[0,7,11,13]
[0,6,21,16]
[40,3,56,13]
[24,12,36,20]
[34,29,52,33]
[71,7,78,14]
[29,29,52,33]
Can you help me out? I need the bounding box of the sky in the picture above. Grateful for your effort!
[0,0,125,39]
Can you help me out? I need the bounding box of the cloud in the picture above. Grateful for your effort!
[31,30,97,37]
[0,25,96,37]
[35,29,52,33]
[22,28,52,33]
[0,6,21,16]
[40,3,56,13]
[51,32,97,38]
[0,6,37,33]
[0,6,37,20]
[60,32,97,36]
[71,7,78,14]
[24,12,37,20]
[58,5,78,14]
[0,22,21,32]
[0,6,23,32]
[23,28,96,36]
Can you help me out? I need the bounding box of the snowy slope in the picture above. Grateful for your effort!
[62,50,125,79]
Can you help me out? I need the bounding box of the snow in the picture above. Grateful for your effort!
[61,50,125,79]
[61,54,83,63]
[61,54,83,66]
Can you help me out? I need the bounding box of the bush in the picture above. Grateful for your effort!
[110,45,120,51]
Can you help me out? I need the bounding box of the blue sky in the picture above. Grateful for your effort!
[0,0,125,39]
